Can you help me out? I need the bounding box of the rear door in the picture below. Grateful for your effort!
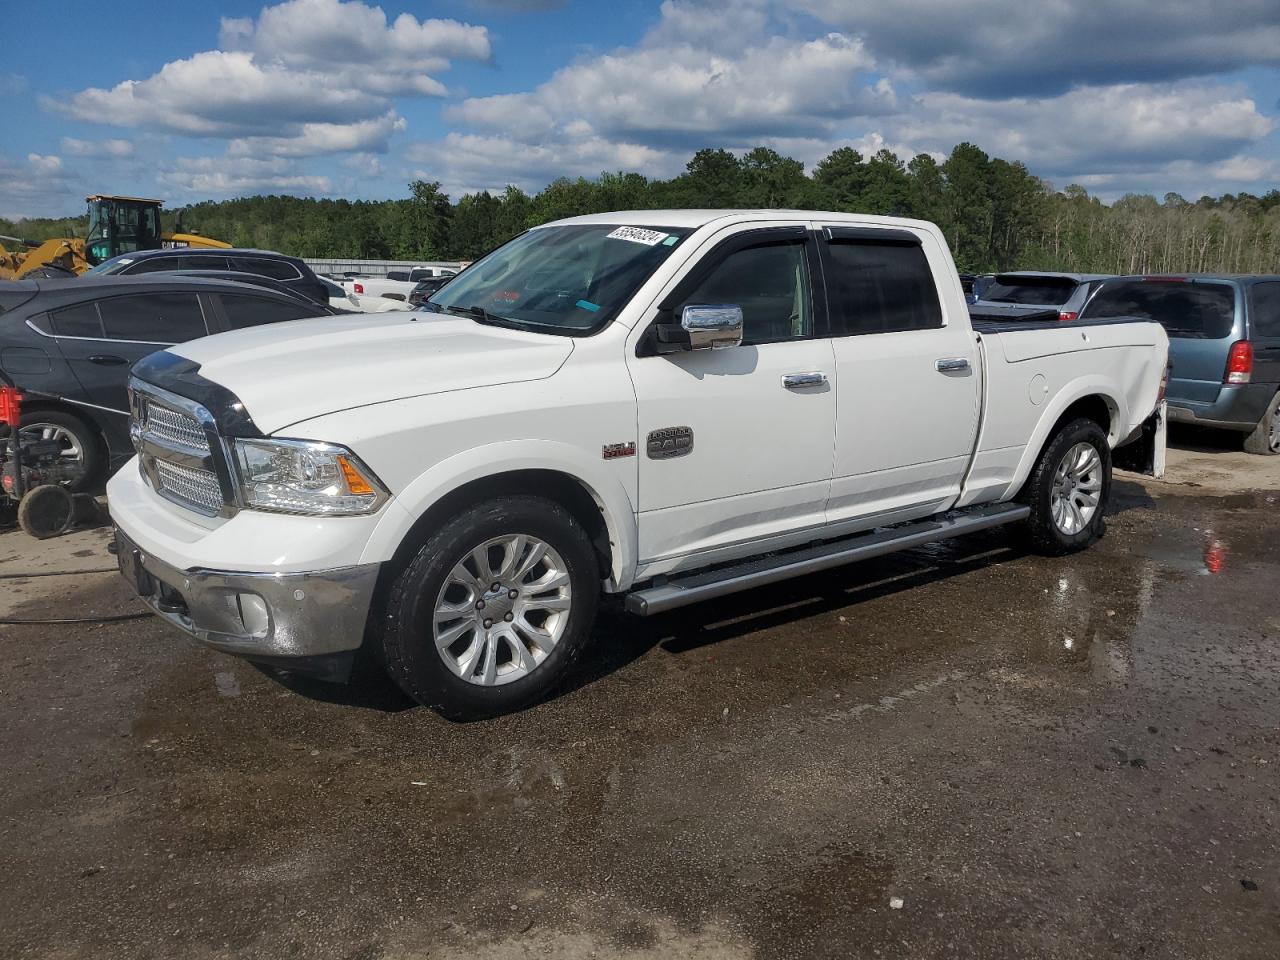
[42,291,210,410]
[816,223,981,527]
[1081,279,1239,405]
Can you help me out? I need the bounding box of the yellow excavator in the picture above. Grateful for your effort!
[0,194,230,280]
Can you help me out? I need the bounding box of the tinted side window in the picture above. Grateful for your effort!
[1250,282,1280,339]
[180,255,230,271]
[126,257,180,275]
[675,240,813,345]
[230,256,300,281]
[825,240,943,335]
[386,270,410,282]
[1082,282,1235,339]
[217,294,318,329]
[48,302,105,338]
[97,293,207,342]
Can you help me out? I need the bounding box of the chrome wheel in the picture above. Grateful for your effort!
[433,534,572,686]
[1269,399,1280,452]
[18,422,86,481]
[1050,441,1102,536]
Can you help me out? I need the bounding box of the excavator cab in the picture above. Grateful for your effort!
[83,195,164,265]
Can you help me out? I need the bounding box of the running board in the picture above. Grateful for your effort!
[624,502,1030,616]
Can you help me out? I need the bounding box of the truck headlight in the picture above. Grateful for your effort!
[232,438,389,516]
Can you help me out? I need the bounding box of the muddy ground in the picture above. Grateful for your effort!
[1,428,1278,959]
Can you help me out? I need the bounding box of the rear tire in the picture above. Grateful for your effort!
[1018,417,1111,555]
[378,495,599,719]
[1243,390,1280,455]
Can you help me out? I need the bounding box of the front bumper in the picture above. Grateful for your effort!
[114,526,380,680]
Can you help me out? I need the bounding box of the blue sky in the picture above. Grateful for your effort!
[2,0,1278,219]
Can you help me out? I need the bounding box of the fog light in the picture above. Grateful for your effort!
[235,593,270,638]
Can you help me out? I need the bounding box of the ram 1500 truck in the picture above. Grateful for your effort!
[109,211,1169,718]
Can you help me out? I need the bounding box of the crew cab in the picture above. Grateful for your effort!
[108,211,1169,718]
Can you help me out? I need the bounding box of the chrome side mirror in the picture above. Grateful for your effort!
[681,304,744,350]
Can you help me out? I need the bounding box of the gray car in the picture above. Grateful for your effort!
[973,271,1113,321]
[1080,275,1280,454]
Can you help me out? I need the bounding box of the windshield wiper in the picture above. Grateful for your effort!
[444,303,533,331]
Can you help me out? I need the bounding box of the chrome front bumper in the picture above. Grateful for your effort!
[114,527,380,679]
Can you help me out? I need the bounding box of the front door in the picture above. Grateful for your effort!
[815,223,981,528]
[627,226,837,567]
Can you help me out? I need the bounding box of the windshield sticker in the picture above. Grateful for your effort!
[607,226,670,246]
[576,299,600,312]
[662,236,679,246]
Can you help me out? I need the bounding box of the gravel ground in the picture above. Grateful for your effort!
[1,435,1277,959]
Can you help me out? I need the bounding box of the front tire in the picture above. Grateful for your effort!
[1243,390,1280,455]
[379,496,599,719]
[1019,417,1111,555]
[18,409,103,493]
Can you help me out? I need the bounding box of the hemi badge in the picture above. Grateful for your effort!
[602,441,637,460]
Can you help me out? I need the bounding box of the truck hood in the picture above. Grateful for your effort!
[168,313,574,433]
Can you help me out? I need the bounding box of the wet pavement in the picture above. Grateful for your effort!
[2,443,1278,959]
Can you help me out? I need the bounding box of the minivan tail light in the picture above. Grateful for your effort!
[0,386,21,427]
[1059,311,1078,322]
[1225,341,1253,384]
[353,282,364,295]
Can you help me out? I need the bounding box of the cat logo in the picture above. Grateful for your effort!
[646,426,694,460]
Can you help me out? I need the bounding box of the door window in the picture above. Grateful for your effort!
[179,255,230,271]
[216,293,317,329]
[824,240,942,335]
[1250,282,1280,339]
[97,293,207,342]
[674,240,813,344]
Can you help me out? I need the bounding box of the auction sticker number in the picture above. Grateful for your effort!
[607,226,670,246]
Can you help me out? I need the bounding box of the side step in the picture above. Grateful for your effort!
[623,502,1030,616]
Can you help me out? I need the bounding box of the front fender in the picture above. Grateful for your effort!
[358,439,639,590]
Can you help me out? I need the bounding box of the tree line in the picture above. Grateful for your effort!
[5,143,1279,275]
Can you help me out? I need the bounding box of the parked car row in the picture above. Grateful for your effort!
[962,268,1280,455]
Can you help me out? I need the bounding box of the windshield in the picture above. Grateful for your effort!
[982,276,1077,306]
[84,255,134,276]
[428,224,691,335]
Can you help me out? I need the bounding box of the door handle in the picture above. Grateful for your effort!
[782,372,828,389]
[935,358,970,373]
[87,355,129,366]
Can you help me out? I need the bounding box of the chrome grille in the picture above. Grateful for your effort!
[142,398,210,453]
[154,459,225,516]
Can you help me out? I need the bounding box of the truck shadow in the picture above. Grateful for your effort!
[559,527,1027,695]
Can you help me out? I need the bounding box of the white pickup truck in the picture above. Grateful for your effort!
[343,266,456,302]
[109,211,1169,718]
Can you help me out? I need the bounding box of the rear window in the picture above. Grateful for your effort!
[983,276,1077,306]
[1082,281,1235,339]
[386,270,410,282]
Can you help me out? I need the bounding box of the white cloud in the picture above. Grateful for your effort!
[894,82,1275,177]
[26,153,63,175]
[60,137,135,158]
[798,0,1280,97]
[55,0,488,157]
[159,155,333,196]
[228,112,406,157]
[453,32,888,148]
